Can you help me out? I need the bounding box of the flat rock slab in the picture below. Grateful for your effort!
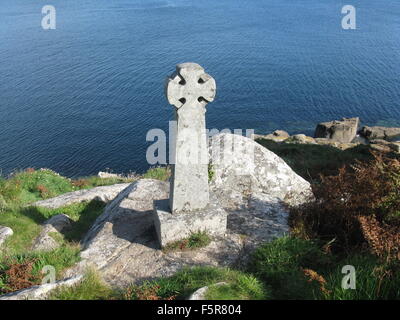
[33,183,131,209]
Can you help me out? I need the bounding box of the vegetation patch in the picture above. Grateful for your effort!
[71,175,136,189]
[1,151,400,300]
[142,166,171,181]
[204,275,267,300]
[124,266,267,300]
[249,236,331,299]
[289,153,400,255]
[248,236,400,300]
[0,245,80,295]
[208,164,215,182]
[0,169,73,208]
[49,269,114,300]
[163,231,211,252]
[0,201,105,255]
[256,139,372,182]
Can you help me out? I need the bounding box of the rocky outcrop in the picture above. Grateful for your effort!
[209,133,313,208]
[33,183,130,209]
[390,142,400,153]
[314,138,358,151]
[284,134,316,145]
[0,226,13,247]
[360,126,400,140]
[254,119,400,153]
[314,117,359,143]
[62,135,312,288]
[263,130,290,142]
[64,179,240,287]
[31,214,73,251]
[369,139,400,154]
[65,178,292,288]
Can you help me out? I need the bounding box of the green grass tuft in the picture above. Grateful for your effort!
[142,166,171,181]
[248,236,332,299]
[163,231,211,252]
[49,269,114,300]
[205,274,267,300]
[124,266,268,300]
[323,255,400,300]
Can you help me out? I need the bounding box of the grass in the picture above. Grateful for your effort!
[0,201,105,255]
[256,139,372,182]
[0,168,136,209]
[0,169,74,208]
[163,231,211,252]
[0,245,80,294]
[71,175,136,189]
[49,266,266,301]
[124,266,267,300]
[323,255,400,300]
[9,236,398,300]
[204,275,267,300]
[0,166,168,254]
[249,236,332,299]
[142,166,171,181]
[49,269,115,300]
[249,236,400,300]
[0,211,42,254]
[0,200,103,295]
[0,166,170,297]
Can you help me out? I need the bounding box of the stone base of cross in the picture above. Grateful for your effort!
[153,194,227,247]
[152,63,227,247]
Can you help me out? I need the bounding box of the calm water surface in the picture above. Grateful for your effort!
[0,0,399,177]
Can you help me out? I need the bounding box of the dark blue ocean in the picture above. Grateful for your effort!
[1,0,399,177]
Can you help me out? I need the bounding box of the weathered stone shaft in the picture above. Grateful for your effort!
[165,63,216,213]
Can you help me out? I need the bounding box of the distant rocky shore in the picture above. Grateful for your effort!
[254,117,400,153]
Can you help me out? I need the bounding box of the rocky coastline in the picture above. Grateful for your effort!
[254,117,400,153]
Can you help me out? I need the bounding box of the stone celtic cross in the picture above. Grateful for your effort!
[153,63,226,247]
[165,63,216,213]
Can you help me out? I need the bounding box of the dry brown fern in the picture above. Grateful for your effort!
[358,215,400,261]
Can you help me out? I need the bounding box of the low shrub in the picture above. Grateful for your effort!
[290,153,400,256]
[0,245,80,295]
